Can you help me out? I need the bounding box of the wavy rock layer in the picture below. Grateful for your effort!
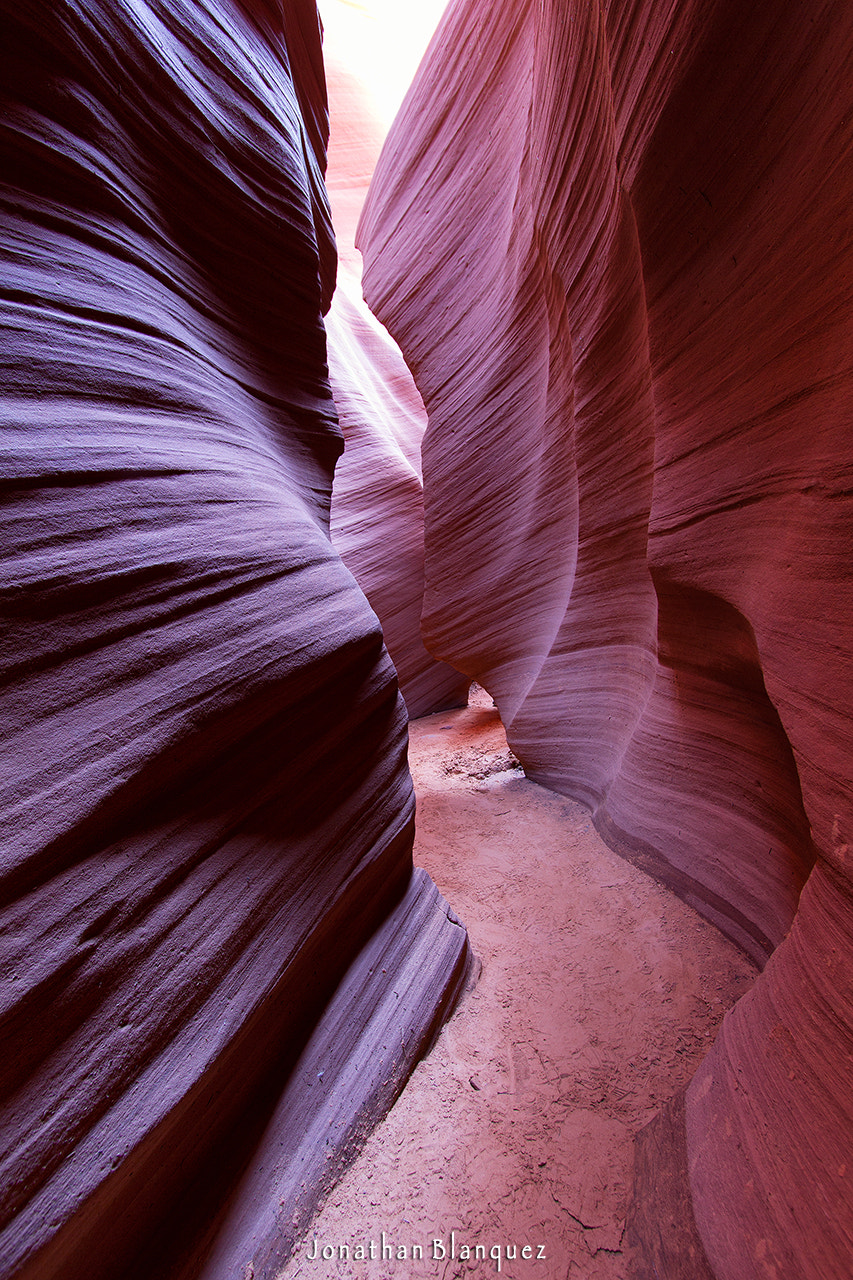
[323,33,468,718]
[327,279,469,718]
[358,1,853,1277]
[0,3,469,1278]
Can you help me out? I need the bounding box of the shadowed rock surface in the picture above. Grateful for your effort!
[358,1,853,1276]
[0,3,469,1277]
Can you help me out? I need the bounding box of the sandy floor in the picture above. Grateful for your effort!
[278,687,756,1279]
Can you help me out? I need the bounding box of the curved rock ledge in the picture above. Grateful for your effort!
[0,4,469,1277]
[358,1,853,1276]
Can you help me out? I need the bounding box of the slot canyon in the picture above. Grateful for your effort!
[0,1,850,1278]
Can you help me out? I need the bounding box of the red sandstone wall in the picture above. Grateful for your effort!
[0,4,469,1277]
[358,0,853,1275]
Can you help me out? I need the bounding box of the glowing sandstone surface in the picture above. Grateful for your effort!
[358,0,853,1277]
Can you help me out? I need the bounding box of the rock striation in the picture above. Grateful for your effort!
[358,1,853,1276]
[326,281,469,719]
[0,3,469,1278]
[322,32,468,718]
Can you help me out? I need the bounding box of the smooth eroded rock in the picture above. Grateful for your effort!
[358,1,853,1276]
[323,20,468,717]
[0,3,469,1276]
[327,278,469,718]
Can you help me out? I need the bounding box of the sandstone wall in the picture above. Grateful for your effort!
[358,1,853,1275]
[322,33,468,718]
[327,281,469,718]
[0,4,469,1276]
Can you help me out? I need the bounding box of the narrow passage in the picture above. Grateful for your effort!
[279,687,756,1279]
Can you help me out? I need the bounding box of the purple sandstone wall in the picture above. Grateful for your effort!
[0,4,469,1277]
